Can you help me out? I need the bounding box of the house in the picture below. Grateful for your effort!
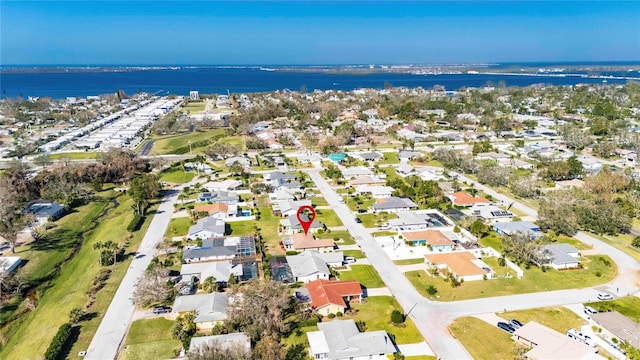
[448,192,490,207]
[280,214,325,235]
[342,166,374,178]
[183,236,256,263]
[0,256,21,274]
[502,158,536,170]
[540,244,580,270]
[424,251,493,281]
[283,233,335,252]
[576,156,603,173]
[512,321,601,360]
[305,279,363,316]
[286,251,344,283]
[225,156,251,168]
[387,211,450,231]
[398,150,420,161]
[264,171,298,183]
[401,230,455,250]
[555,179,585,189]
[272,199,312,217]
[208,191,240,204]
[396,163,414,176]
[590,312,640,349]
[189,332,251,355]
[357,151,383,162]
[417,168,444,181]
[187,217,227,240]
[354,185,394,198]
[307,319,397,360]
[172,292,229,330]
[268,188,297,202]
[193,203,237,219]
[184,162,213,174]
[466,204,514,223]
[348,175,386,187]
[24,201,65,225]
[180,261,243,285]
[202,180,242,192]
[492,221,542,240]
[476,152,511,162]
[373,197,419,213]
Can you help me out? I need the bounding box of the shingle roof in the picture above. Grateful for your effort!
[402,230,455,246]
[286,251,332,278]
[305,279,362,309]
[373,197,418,210]
[307,320,397,359]
[291,233,334,250]
[173,292,228,323]
[189,332,251,353]
[450,192,490,206]
[425,252,486,277]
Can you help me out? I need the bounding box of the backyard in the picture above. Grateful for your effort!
[159,166,195,184]
[315,208,343,227]
[406,255,617,301]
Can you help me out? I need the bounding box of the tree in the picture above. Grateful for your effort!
[501,232,545,265]
[202,276,219,293]
[69,307,85,324]
[477,162,511,187]
[469,220,489,237]
[227,273,237,286]
[33,153,53,167]
[632,236,640,248]
[173,312,197,349]
[253,335,285,360]
[390,310,405,324]
[132,266,172,307]
[128,173,161,215]
[229,162,246,177]
[186,341,252,360]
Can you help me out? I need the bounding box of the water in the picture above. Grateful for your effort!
[0,66,636,99]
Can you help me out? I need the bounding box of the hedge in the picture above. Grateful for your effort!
[44,322,72,360]
[127,214,145,232]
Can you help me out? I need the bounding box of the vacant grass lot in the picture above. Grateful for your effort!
[118,318,181,360]
[502,306,586,333]
[310,196,329,207]
[479,233,591,253]
[329,230,356,245]
[393,258,424,265]
[350,296,423,344]
[589,232,640,263]
[315,209,343,227]
[2,193,156,359]
[183,101,206,113]
[381,152,400,164]
[229,220,256,236]
[167,217,193,238]
[159,166,195,184]
[339,265,385,288]
[449,317,514,359]
[406,255,617,301]
[152,129,240,155]
[587,296,640,322]
[256,195,285,256]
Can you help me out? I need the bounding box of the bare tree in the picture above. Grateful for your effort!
[131,266,172,307]
[186,342,252,360]
[501,232,545,266]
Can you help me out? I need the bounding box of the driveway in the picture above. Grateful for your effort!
[397,342,435,357]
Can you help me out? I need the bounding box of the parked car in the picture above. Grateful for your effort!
[344,256,356,264]
[567,328,597,347]
[597,293,614,301]
[153,306,171,314]
[509,319,524,329]
[584,306,598,315]
[357,209,367,214]
[355,218,362,223]
[497,322,516,334]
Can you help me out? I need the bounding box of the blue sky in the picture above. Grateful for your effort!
[1,1,639,65]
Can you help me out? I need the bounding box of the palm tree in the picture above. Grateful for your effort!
[93,241,103,265]
[103,240,118,265]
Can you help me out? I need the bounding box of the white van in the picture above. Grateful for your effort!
[584,306,598,315]
[567,328,597,347]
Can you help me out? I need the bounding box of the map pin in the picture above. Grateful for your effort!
[296,205,316,236]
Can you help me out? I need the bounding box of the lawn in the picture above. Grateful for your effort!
[2,193,157,359]
[166,217,193,238]
[339,265,385,288]
[449,317,514,360]
[349,296,423,344]
[342,250,365,259]
[393,258,424,265]
[49,152,99,160]
[586,296,640,322]
[372,231,398,237]
[346,195,375,212]
[589,232,640,263]
[502,306,586,333]
[281,325,318,348]
[229,220,257,236]
[256,196,285,256]
[118,318,181,360]
[357,212,398,229]
[380,152,400,164]
[406,255,617,301]
[328,230,355,245]
[159,166,195,184]
[310,196,329,207]
[315,209,343,227]
[152,129,230,155]
[183,101,206,113]
[479,233,592,253]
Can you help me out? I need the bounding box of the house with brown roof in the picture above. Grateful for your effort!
[448,191,490,207]
[282,233,335,253]
[305,279,363,316]
[424,251,493,281]
[193,202,237,220]
[401,229,455,251]
[348,175,386,187]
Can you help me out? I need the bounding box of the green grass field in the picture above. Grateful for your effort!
[159,166,196,184]
[406,255,617,301]
[315,209,343,227]
[381,152,400,164]
[152,129,240,155]
[2,193,157,359]
[229,220,256,236]
[256,196,285,255]
[588,232,640,263]
[342,250,365,259]
[393,258,424,265]
[118,318,181,360]
[49,152,99,160]
[328,230,355,245]
[310,196,329,207]
[339,265,385,288]
[480,233,592,253]
[502,306,586,333]
[167,217,193,238]
[183,101,206,113]
[587,296,640,322]
[449,317,514,359]
[350,296,423,344]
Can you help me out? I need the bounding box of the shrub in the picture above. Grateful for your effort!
[127,214,145,232]
[328,313,336,319]
[498,257,506,267]
[44,322,72,360]
[595,271,602,277]
[426,285,438,295]
[336,312,343,317]
[390,310,405,324]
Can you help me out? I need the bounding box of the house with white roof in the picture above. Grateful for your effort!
[307,319,397,360]
[173,292,229,330]
[342,166,374,178]
[180,261,243,285]
[540,244,580,269]
[354,185,394,198]
[187,217,227,240]
[466,204,514,223]
[286,250,344,283]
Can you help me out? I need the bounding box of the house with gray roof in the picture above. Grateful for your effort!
[373,197,418,213]
[24,201,65,225]
[189,332,251,354]
[173,292,229,330]
[357,151,383,162]
[492,221,542,240]
[279,214,324,235]
[590,312,640,350]
[307,319,397,360]
[225,156,251,168]
[286,251,344,283]
[187,217,227,240]
[180,261,243,285]
[183,236,256,263]
[540,244,580,269]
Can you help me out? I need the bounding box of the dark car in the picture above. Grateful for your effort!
[355,218,362,223]
[153,306,171,314]
[509,319,523,329]
[497,322,516,334]
[357,209,367,214]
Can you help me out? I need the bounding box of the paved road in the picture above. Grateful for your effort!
[84,188,181,360]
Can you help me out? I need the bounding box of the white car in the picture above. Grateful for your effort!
[344,256,356,264]
[597,292,614,301]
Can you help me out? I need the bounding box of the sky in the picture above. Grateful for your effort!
[1,1,639,65]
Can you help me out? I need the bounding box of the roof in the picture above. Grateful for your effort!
[180,261,242,282]
[513,321,600,360]
[193,203,229,215]
[291,233,334,250]
[492,221,541,237]
[183,236,256,260]
[425,252,487,277]
[591,311,640,348]
[286,251,336,278]
[402,230,455,246]
[541,244,579,265]
[189,332,251,353]
[284,214,324,230]
[342,166,373,177]
[188,217,226,236]
[468,204,514,220]
[389,212,438,227]
[24,201,64,218]
[305,279,362,309]
[450,192,490,206]
[172,292,229,323]
[307,320,396,359]
[348,175,385,186]
[373,197,418,210]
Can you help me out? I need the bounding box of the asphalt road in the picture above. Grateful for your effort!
[84,188,181,360]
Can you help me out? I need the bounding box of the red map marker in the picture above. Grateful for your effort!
[296,205,316,236]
